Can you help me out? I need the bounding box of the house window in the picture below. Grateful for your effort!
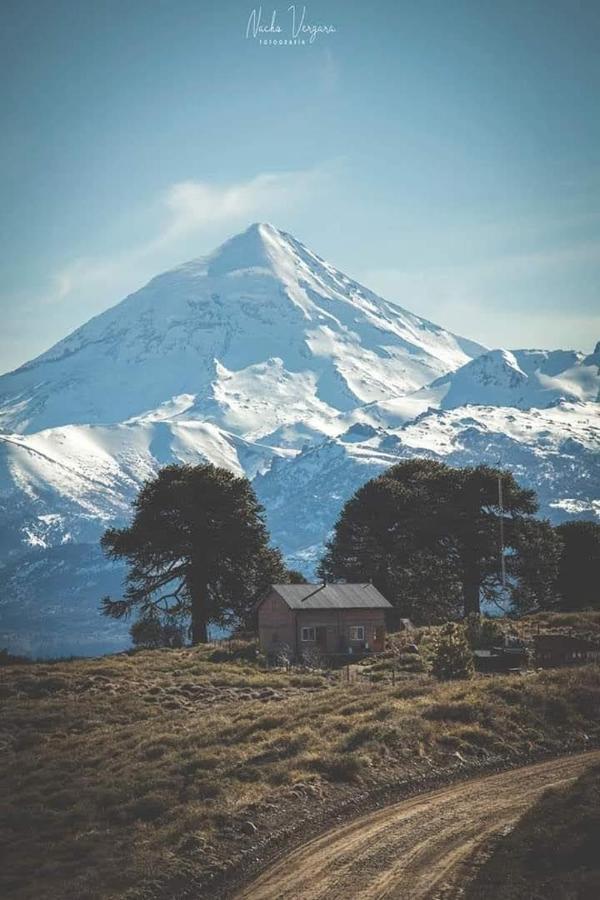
[301,626,316,642]
[349,626,365,641]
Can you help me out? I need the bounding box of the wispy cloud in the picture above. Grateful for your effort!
[45,167,326,308]
[160,171,317,242]
[0,165,333,371]
[50,257,125,303]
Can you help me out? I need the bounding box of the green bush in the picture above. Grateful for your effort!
[341,723,380,751]
[464,613,505,649]
[426,623,474,681]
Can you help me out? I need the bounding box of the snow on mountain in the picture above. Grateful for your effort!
[254,401,600,570]
[3,398,598,657]
[0,418,291,657]
[0,223,597,657]
[0,223,483,440]
[415,347,600,411]
[0,419,289,556]
[331,345,600,430]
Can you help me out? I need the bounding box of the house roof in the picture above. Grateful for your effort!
[269,583,392,610]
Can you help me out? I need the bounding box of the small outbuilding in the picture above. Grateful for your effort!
[257,583,392,660]
[473,645,529,673]
[534,634,600,668]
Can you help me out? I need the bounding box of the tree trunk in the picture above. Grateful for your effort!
[189,569,208,644]
[463,578,480,616]
[191,610,208,644]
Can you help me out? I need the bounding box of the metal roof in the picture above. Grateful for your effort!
[270,583,392,610]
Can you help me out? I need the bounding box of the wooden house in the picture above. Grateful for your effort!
[257,583,392,660]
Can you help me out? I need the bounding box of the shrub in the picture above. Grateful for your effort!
[315,752,366,782]
[301,646,325,669]
[130,614,185,650]
[267,641,293,667]
[209,639,259,663]
[464,614,505,649]
[426,623,474,681]
[289,674,324,687]
[341,724,380,751]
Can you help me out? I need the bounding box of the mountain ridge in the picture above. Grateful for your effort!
[0,224,598,657]
[0,223,484,436]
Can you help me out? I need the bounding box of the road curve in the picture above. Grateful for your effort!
[235,750,600,900]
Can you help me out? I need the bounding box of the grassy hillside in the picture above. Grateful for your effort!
[507,610,600,642]
[394,610,600,648]
[1,640,599,899]
[465,761,600,899]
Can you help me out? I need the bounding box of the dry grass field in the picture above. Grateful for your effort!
[1,631,599,899]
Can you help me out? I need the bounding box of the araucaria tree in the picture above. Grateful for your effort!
[101,463,286,643]
[319,459,557,621]
[555,520,600,611]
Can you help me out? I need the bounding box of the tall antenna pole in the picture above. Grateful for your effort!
[498,473,506,587]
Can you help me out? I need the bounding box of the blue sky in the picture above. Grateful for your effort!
[1,0,599,372]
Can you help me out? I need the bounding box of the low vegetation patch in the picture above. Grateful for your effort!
[507,610,600,643]
[1,644,599,899]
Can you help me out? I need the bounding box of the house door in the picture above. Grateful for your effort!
[315,627,327,651]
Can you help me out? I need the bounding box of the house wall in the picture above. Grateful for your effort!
[296,608,386,655]
[257,590,297,656]
[258,592,388,658]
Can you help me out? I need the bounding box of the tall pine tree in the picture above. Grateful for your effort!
[101,463,286,642]
[319,459,548,619]
[555,520,600,611]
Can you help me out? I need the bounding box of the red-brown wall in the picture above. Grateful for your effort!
[257,592,387,657]
[257,590,297,656]
[295,608,386,654]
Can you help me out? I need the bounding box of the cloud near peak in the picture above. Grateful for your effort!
[47,166,326,308]
[162,170,318,240]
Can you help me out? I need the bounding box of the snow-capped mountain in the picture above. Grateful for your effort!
[0,224,598,657]
[413,346,600,411]
[254,401,600,571]
[0,420,287,555]
[0,223,482,440]
[330,345,600,429]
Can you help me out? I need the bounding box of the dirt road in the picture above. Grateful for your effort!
[235,750,599,900]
